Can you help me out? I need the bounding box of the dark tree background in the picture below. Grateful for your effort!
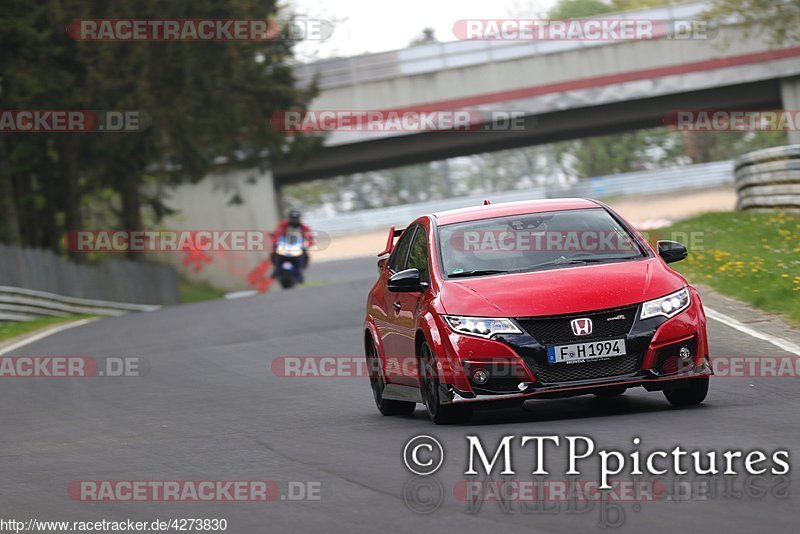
[0,0,319,259]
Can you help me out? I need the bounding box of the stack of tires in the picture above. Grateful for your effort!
[735,145,800,212]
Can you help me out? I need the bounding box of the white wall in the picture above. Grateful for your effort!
[158,167,281,291]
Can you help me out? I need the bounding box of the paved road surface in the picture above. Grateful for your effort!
[1,257,797,533]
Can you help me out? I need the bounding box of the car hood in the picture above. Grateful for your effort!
[439,258,685,317]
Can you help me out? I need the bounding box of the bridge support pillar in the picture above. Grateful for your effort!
[780,76,800,145]
[158,168,282,291]
[274,182,287,221]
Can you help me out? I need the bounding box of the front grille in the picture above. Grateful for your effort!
[524,353,641,383]
[516,305,638,345]
[513,305,641,384]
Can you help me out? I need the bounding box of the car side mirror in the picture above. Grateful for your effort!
[387,268,429,293]
[377,257,389,274]
[657,240,688,264]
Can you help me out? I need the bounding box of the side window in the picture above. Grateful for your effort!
[388,226,416,272]
[406,227,430,283]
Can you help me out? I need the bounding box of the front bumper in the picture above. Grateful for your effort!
[446,362,713,404]
[434,291,711,405]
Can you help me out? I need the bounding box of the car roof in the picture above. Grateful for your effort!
[431,198,602,226]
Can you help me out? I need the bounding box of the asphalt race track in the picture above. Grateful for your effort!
[1,257,798,533]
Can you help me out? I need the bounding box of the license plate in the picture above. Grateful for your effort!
[547,338,626,364]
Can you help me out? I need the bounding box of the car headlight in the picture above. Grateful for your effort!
[640,288,691,320]
[443,315,521,339]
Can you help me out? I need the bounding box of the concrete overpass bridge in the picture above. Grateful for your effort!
[164,1,800,289]
[274,1,800,185]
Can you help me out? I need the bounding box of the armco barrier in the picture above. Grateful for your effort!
[0,244,179,321]
[0,286,160,322]
[735,145,800,212]
[306,160,735,235]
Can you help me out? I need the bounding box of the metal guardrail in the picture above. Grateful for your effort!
[0,286,160,322]
[0,244,180,306]
[306,160,734,235]
[735,145,800,211]
[307,187,547,235]
[568,160,733,198]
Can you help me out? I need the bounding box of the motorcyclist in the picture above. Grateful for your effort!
[271,208,314,283]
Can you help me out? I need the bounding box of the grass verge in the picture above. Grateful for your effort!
[178,276,225,303]
[649,211,800,323]
[0,314,96,343]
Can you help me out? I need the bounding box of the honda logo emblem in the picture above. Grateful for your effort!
[571,318,593,336]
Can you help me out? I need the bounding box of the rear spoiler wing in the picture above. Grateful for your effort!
[378,226,404,256]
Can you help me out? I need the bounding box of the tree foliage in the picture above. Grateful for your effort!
[546,0,789,179]
[548,0,668,19]
[0,0,317,257]
[704,0,800,46]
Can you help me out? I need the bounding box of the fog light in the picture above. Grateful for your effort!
[679,345,692,359]
[472,368,489,385]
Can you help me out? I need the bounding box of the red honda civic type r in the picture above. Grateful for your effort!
[363,198,712,424]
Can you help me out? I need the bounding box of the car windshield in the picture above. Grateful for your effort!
[437,208,646,278]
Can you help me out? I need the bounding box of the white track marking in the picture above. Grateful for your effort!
[224,290,259,299]
[0,318,98,356]
[706,307,800,356]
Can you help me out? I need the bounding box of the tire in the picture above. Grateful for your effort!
[664,377,709,406]
[594,386,626,398]
[365,339,415,416]
[279,275,295,289]
[419,342,472,425]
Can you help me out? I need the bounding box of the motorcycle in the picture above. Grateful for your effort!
[273,231,306,289]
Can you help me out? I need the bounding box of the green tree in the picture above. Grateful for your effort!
[705,0,800,45]
[548,0,615,19]
[410,28,437,46]
[548,0,670,19]
[0,0,318,259]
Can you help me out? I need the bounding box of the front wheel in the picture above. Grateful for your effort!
[664,377,709,406]
[366,340,415,416]
[419,342,472,425]
[278,275,296,289]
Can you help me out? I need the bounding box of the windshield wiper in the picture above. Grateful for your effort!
[526,256,640,271]
[448,269,511,278]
